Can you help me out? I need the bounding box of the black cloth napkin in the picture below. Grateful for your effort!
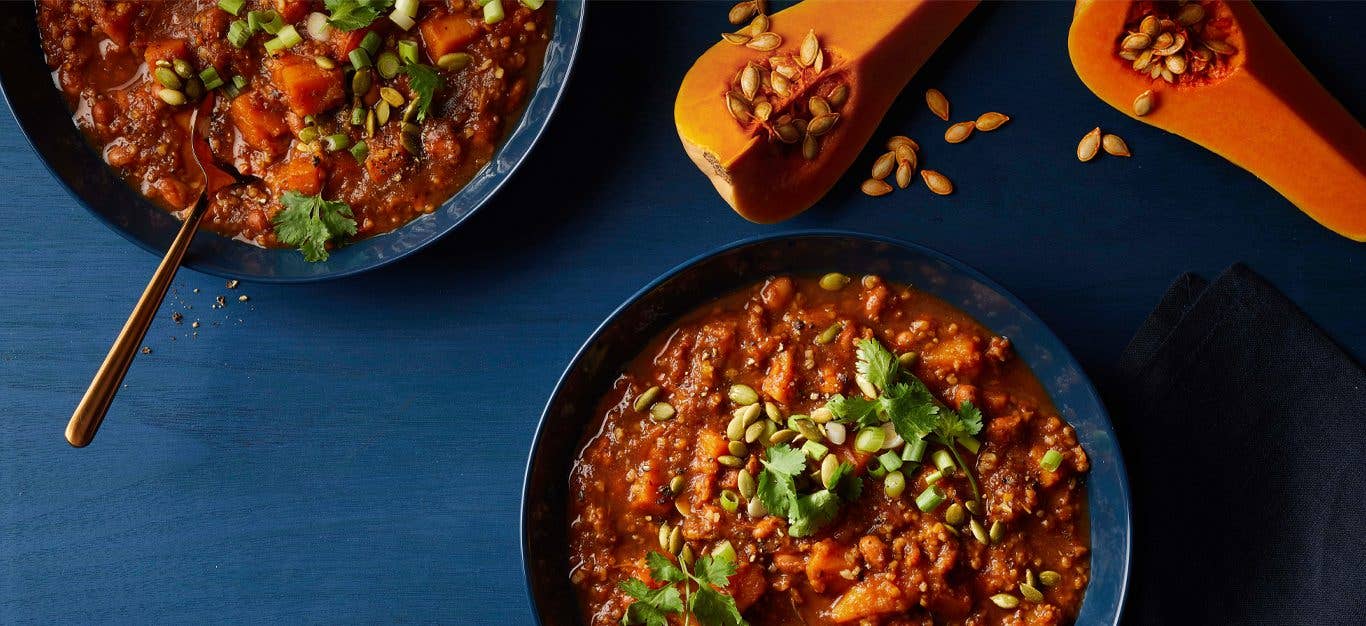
[1114,263,1366,625]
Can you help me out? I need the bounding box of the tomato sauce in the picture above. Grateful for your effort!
[569,276,1091,625]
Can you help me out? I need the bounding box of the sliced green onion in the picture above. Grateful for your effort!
[218,0,246,16]
[854,427,885,453]
[351,105,365,125]
[902,438,927,463]
[710,539,736,564]
[436,52,471,71]
[350,140,369,161]
[397,40,419,65]
[1040,449,1063,472]
[232,75,247,90]
[719,489,739,513]
[475,0,495,6]
[916,485,946,512]
[227,20,253,48]
[520,0,545,8]
[884,470,906,498]
[389,9,416,30]
[924,469,943,485]
[958,436,981,455]
[359,31,382,57]
[323,133,352,151]
[297,126,320,144]
[264,25,302,53]
[931,449,956,471]
[802,440,828,461]
[248,10,284,35]
[483,0,505,24]
[868,464,887,479]
[349,48,372,70]
[198,67,224,91]
[396,0,420,17]
[877,451,903,472]
[376,51,400,79]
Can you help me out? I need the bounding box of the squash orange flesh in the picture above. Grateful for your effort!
[675,0,978,223]
[1069,0,1366,241]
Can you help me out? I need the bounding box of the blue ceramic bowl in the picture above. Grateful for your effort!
[521,231,1131,625]
[0,1,583,282]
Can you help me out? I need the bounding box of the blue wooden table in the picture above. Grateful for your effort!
[2,2,1362,623]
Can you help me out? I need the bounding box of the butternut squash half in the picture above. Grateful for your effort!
[675,0,978,223]
[1069,0,1366,241]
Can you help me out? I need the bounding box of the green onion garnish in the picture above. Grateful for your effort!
[359,31,382,57]
[1040,449,1063,472]
[250,10,284,35]
[854,427,885,453]
[719,489,739,513]
[710,539,736,564]
[350,140,369,162]
[376,51,400,79]
[397,40,419,65]
[931,449,956,471]
[801,440,828,461]
[902,438,927,463]
[916,485,946,512]
[924,469,943,485]
[218,0,246,16]
[198,67,224,90]
[483,0,505,24]
[877,450,903,472]
[323,133,351,152]
[349,48,371,70]
[958,436,981,455]
[264,25,302,53]
[226,20,253,48]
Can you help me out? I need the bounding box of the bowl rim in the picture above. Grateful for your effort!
[519,229,1132,625]
[0,0,585,283]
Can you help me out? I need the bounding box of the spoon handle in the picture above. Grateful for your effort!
[66,197,209,447]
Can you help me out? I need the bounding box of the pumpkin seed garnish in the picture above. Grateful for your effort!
[974,112,1010,132]
[871,152,896,180]
[887,135,919,152]
[1038,571,1063,587]
[746,32,782,51]
[669,525,684,555]
[1019,582,1044,603]
[820,272,850,290]
[991,594,1020,609]
[969,518,989,543]
[669,475,686,494]
[633,386,662,412]
[1077,127,1102,162]
[157,88,187,106]
[728,440,748,457]
[989,520,1004,543]
[925,88,950,121]
[819,453,840,489]
[1133,89,1155,116]
[744,420,766,443]
[920,169,954,195]
[944,121,974,144]
[729,384,760,406]
[1102,133,1131,157]
[799,30,819,67]
[861,178,893,197]
[737,469,756,499]
[895,162,912,189]
[658,522,673,552]
[815,322,843,345]
[650,402,676,421]
[769,428,798,445]
[154,67,182,90]
[717,455,743,468]
[726,414,746,441]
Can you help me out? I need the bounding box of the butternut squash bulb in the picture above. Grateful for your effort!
[1069,0,1366,241]
[675,0,979,223]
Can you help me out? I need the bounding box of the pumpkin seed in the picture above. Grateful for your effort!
[182,78,203,101]
[925,88,950,121]
[746,32,782,51]
[799,29,819,67]
[895,162,912,189]
[739,402,763,426]
[1102,133,1131,157]
[809,95,831,116]
[944,121,974,144]
[658,522,673,551]
[814,49,824,72]
[1175,3,1205,25]
[871,152,896,180]
[770,72,792,98]
[824,421,847,445]
[437,52,471,71]
[669,475,686,494]
[887,135,919,152]
[856,374,878,399]
[157,89,187,106]
[740,64,760,100]
[669,525,684,555]
[815,322,843,345]
[775,123,800,144]
[650,402,676,421]
[728,440,748,457]
[1161,67,1175,83]
[1039,571,1062,587]
[352,69,372,95]
[975,112,1010,132]
[1121,33,1151,50]
[1118,49,1139,61]
[729,384,759,406]
[680,544,695,567]
[1154,34,1186,57]
[792,118,808,134]
[154,67,182,90]
[965,499,983,516]
[898,352,918,367]
[769,428,798,445]
[989,520,1004,543]
[820,453,840,489]
[819,272,850,290]
[633,386,661,412]
[676,497,690,517]
[737,469,756,499]
[1020,582,1044,603]
[1133,89,1155,116]
[748,14,769,37]
[375,100,391,125]
[801,133,818,160]
[1077,127,1101,162]
[1204,39,1237,55]
[991,594,1020,609]
[792,417,823,442]
[810,407,833,424]
[403,99,420,122]
[728,0,757,24]
[1026,569,1037,588]
[1151,32,1173,51]
[726,92,752,123]
[1165,54,1187,75]
[753,101,773,121]
[721,32,751,45]
[717,455,743,468]
[1139,15,1158,37]
[920,169,954,195]
[1132,48,1154,72]
[744,420,766,443]
[172,58,194,79]
[828,83,848,108]
[861,178,893,197]
[969,518,989,543]
[765,401,781,422]
[380,87,405,107]
[727,414,746,441]
[944,502,966,526]
[894,144,916,168]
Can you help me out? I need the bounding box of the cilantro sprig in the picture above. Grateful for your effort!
[272,191,357,262]
[828,338,986,503]
[400,62,442,122]
[324,0,396,31]
[620,551,747,626]
[755,444,861,537]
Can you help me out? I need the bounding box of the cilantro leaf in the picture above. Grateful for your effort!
[400,62,442,122]
[956,401,985,437]
[690,584,747,626]
[881,382,940,440]
[826,393,878,425]
[788,489,840,537]
[761,444,807,476]
[647,551,685,584]
[619,578,682,626]
[855,337,898,392]
[324,0,395,31]
[756,444,804,520]
[828,461,863,502]
[691,554,737,588]
[273,191,357,262]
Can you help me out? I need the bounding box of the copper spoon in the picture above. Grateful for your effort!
[66,97,243,447]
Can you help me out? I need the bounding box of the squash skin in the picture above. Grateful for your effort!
[1069,0,1366,241]
[675,0,978,223]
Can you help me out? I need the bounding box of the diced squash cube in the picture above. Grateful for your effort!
[143,39,188,72]
[265,155,324,197]
[270,54,344,117]
[627,468,669,515]
[228,94,289,152]
[829,577,909,622]
[420,13,481,60]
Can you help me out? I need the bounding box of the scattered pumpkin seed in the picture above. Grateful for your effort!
[182,78,204,101]
[1204,39,1237,55]
[380,87,405,107]
[154,67,182,90]
[801,133,818,160]
[975,112,1010,131]
[744,420,766,443]
[728,440,748,457]
[721,32,751,45]
[894,144,916,168]
[375,100,391,125]
[658,522,673,551]
[887,135,919,152]
[898,352,918,368]
[679,544,695,567]
[157,89,187,106]
[748,14,769,37]
[991,594,1020,609]
[828,83,849,108]
[650,402,676,421]
[669,525,684,554]
[965,499,983,516]
[726,414,746,441]
[676,497,690,517]
[728,0,757,24]
[740,65,760,100]
[172,58,194,79]
[737,469,756,499]
[792,417,823,442]
[871,152,896,180]
[816,322,843,345]
[770,72,792,98]
[810,407,833,424]
[352,68,372,95]
[729,384,759,406]
[944,121,974,144]
[1133,89,1155,116]
[1038,571,1062,587]
[1026,570,1037,588]
[989,520,1004,543]
[769,428,798,445]
[753,101,773,121]
[820,272,851,291]
[746,32,782,51]
[717,455,743,468]
[861,178,893,197]
[895,162,912,189]
[765,401,781,422]
[633,386,662,412]
[437,52,471,71]
[1020,582,1044,603]
[775,123,800,144]
[740,402,763,426]
[925,88,950,121]
[1077,127,1102,162]
[799,30,819,66]
[809,95,831,117]
[820,453,840,489]
[400,127,421,153]
[726,92,752,124]
[944,502,966,526]
[969,518,989,544]
[920,169,954,195]
[669,475,686,494]
[1102,133,1131,157]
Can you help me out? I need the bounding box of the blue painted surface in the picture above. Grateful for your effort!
[1,2,1362,623]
